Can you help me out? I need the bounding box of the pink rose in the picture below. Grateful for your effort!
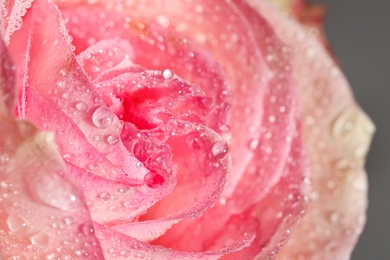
[0,0,374,259]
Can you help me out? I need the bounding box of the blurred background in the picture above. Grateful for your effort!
[310,0,390,259]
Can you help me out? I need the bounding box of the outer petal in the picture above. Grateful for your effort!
[0,37,104,259]
[246,1,375,258]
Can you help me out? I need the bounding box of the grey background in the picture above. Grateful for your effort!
[310,0,390,259]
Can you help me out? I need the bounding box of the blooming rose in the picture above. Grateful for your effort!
[0,0,374,259]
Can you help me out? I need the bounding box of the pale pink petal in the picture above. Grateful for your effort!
[245,0,375,258]
[0,37,103,259]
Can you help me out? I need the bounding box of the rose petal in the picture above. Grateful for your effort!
[57,0,309,257]
[8,0,151,185]
[1,0,33,43]
[0,37,104,259]
[94,223,249,260]
[246,0,375,258]
[64,8,232,137]
[56,0,274,196]
[23,87,175,225]
[0,38,15,115]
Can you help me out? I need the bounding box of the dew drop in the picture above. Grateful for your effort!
[119,249,130,256]
[212,141,228,158]
[7,215,28,232]
[162,69,174,79]
[330,211,341,224]
[98,192,110,200]
[75,102,88,112]
[92,106,115,128]
[63,217,74,226]
[219,124,230,133]
[124,199,139,209]
[332,109,355,137]
[248,138,259,151]
[26,173,78,211]
[80,223,95,236]
[30,232,50,248]
[106,135,119,145]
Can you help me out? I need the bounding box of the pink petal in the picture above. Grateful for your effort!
[246,0,375,258]
[57,0,272,194]
[0,38,15,115]
[64,8,232,136]
[0,37,103,259]
[1,0,33,43]
[94,223,248,260]
[76,32,232,241]
[57,0,309,257]
[8,0,151,185]
[24,87,175,225]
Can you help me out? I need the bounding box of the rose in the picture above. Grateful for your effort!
[0,0,374,259]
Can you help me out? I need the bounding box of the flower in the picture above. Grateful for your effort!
[0,0,374,259]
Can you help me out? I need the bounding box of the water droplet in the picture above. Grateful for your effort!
[330,211,341,224]
[30,232,50,248]
[75,102,88,112]
[92,106,115,128]
[106,135,119,145]
[135,252,145,259]
[98,192,110,200]
[162,69,174,79]
[211,141,228,158]
[7,215,28,232]
[248,138,259,151]
[119,249,130,256]
[268,115,276,123]
[26,173,78,211]
[80,223,95,235]
[124,199,139,209]
[63,217,74,225]
[0,154,9,163]
[332,109,355,137]
[219,124,230,133]
[196,126,205,132]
